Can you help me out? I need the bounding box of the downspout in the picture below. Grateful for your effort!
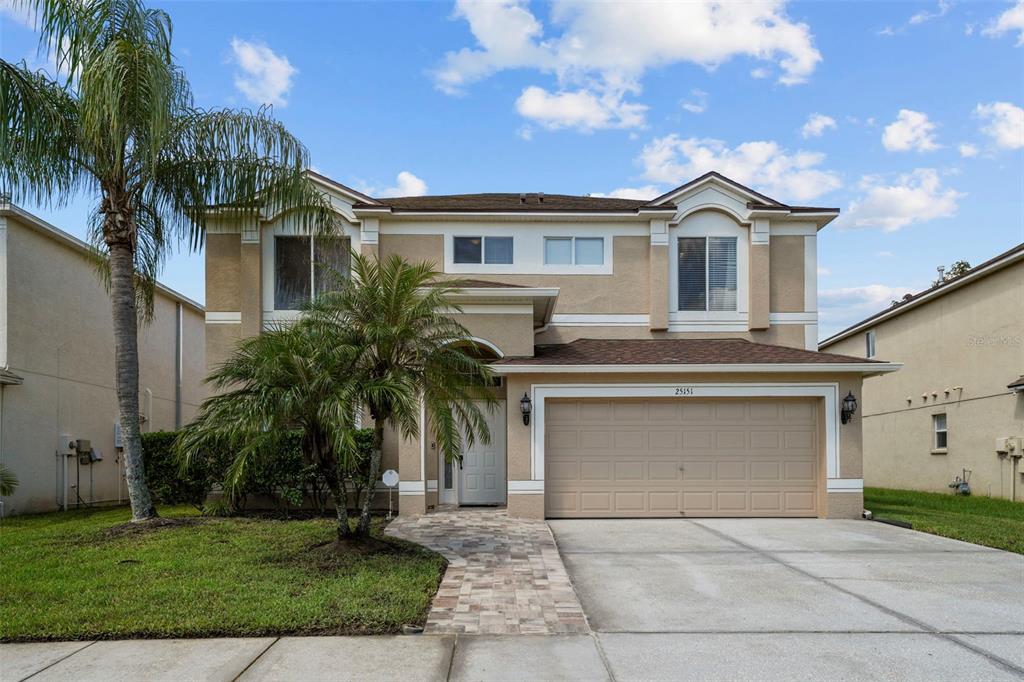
[175,302,182,429]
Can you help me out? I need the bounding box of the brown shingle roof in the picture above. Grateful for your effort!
[492,338,884,366]
[354,193,651,213]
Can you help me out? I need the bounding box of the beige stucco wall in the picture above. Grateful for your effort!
[769,236,806,314]
[824,262,1024,500]
[450,313,534,358]
[0,214,205,515]
[749,243,770,330]
[205,233,241,312]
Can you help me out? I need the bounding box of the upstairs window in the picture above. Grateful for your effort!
[866,330,876,358]
[678,236,737,312]
[544,237,604,265]
[274,235,350,310]
[453,236,513,264]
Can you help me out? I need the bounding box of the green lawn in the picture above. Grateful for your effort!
[864,487,1024,554]
[0,506,446,642]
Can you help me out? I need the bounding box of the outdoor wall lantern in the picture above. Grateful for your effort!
[520,393,533,426]
[841,391,858,424]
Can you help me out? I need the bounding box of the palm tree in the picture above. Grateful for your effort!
[176,319,363,537]
[0,464,17,498]
[0,0,332,521]
[305,254,497,535]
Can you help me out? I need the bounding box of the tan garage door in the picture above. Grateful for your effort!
[545,398,820,518]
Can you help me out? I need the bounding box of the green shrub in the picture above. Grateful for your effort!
[142,431,212,508]
[144,427,376,515]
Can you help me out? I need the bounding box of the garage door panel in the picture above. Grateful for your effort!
[545,397,819,519]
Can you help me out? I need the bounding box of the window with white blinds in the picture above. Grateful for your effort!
[677,236,738,312]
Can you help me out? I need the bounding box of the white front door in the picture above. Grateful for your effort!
[458,401,506,506]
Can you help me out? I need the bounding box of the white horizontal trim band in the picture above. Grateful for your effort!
[550,314,649,326]
[768,312,818,324]
[493,363,902,375]
[426,480,439,492]
[398,481,425,493]
[827,478,864,492]
[507,480,545,493]
[205,312,241,324]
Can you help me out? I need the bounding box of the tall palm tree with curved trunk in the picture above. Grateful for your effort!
[0,0,332,521]
[306,254,497,535]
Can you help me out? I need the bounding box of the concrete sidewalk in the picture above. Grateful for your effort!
[1,634,614,682]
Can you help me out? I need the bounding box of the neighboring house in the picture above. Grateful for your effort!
[204,170,899,520]
[821,244,1024,501]
[0,204,206,515]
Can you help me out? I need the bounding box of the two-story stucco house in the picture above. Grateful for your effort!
[821,244,1023,501]
[204,170,899,520]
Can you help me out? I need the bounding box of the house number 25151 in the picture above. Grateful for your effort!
[674,387,694,396]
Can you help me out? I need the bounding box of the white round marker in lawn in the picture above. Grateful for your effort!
[382,469,399,519]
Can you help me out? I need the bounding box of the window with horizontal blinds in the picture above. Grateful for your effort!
[678,237,707,311]
[708,237,737,311]
[677,236,738,312]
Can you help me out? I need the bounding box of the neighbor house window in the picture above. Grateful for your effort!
[544,237,604,265]
[678,236,737,311]
[933,414,948,450]
[453,236,513,264]
[274,235,350,310]
[866,330,876,358]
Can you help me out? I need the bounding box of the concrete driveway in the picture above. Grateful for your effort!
[549,518,1024,681]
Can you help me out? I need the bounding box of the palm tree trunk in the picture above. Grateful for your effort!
[107,237,157,521]
[355,423,384,535]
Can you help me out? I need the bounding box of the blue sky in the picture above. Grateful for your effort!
[2,0,1023,337]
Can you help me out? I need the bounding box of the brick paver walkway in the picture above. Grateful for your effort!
[386,508,589,635]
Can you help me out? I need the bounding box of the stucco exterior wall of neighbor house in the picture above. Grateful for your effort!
[0,207,206,516]
[822,251,1024,500]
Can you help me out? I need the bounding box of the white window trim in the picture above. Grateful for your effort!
[523,383,845,486]
[543,236,605,267]
[668,218,749,328]
[261,220,360,316]
[435,224,621,275]
[866,330,876,359]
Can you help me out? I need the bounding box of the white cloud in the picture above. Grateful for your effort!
[819,284,917,332]
[229,38,297,107]
[845,169,964,231]
[877,250,895,258]
[434,0,822,131]
[817,266,831,276]
[984,0,1024,45]
[359,171,429,198]
[0,0,35,28]
[515,86,647,131]
[909,0,951,26]
[750,67,771,79]
[801,113,836,138]
[882,109,940,152]
[637,135,841,203]
[590,185,662,200]
[958,143,979,157]
[975,101,1024,149]
[681,89,709,114]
